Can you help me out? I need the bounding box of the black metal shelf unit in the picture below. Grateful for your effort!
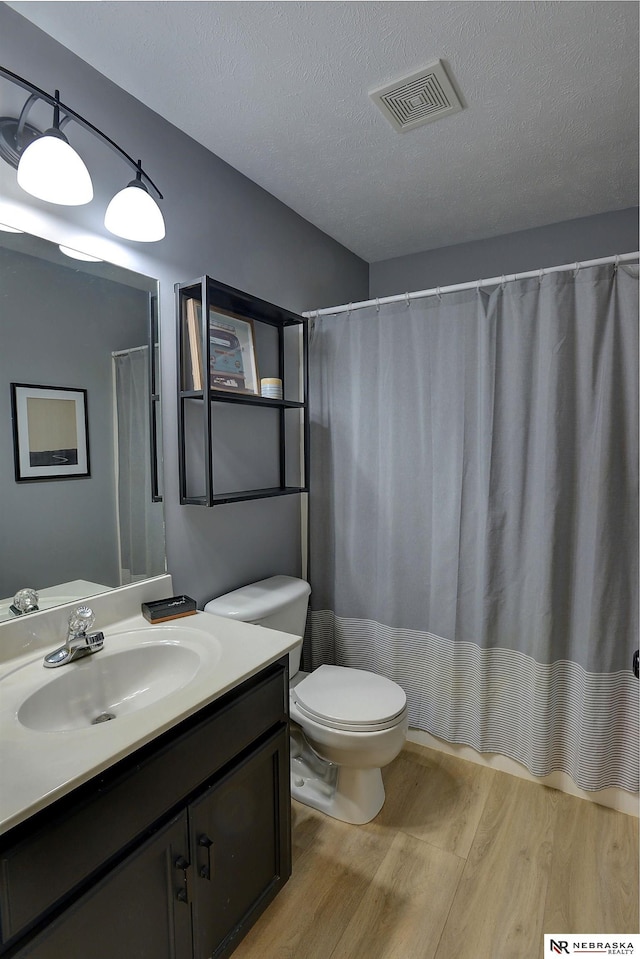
[176,275,309,506]
[148,292,163,502]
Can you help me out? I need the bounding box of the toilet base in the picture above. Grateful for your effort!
[290,731,386,824]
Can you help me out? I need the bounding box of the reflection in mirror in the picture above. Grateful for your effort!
[0,227,166,622]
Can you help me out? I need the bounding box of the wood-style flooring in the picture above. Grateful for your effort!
[233,741,639,959]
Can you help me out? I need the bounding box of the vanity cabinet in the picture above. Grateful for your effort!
[7,812,193,959]
[190,732,286,959]
[176,276,308,506]
[0,659,291,959]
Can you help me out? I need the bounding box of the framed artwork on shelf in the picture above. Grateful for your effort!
[11,383,90,481]
[208,308,259,395]
[185,302,260,395]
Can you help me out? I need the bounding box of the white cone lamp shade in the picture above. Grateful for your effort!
[104,176,165,242]
[17,128,93,205]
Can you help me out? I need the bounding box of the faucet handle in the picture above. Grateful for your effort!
[68,606,95,635]
[11,588,39,615]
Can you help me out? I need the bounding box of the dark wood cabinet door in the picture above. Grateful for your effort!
[14,812,193,959]
[189,728,291,959]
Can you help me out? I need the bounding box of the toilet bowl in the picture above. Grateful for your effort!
[289,664,408,823]
[204,576,407,824]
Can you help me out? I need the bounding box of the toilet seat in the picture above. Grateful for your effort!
[290,665,407,732]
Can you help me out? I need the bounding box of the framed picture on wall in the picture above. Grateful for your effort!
[11,383,90,482]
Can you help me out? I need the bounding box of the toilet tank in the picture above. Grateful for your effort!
[203,576,311,676]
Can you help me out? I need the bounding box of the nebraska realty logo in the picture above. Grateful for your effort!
[545,935,639,956]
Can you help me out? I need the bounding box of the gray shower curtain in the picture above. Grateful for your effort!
[307,264,638,792]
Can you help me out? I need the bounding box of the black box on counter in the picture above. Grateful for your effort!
[141,595,197,624]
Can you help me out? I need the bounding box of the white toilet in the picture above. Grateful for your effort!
[204,575,408,824]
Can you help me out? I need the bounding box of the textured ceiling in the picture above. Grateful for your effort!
[6,0,640,263]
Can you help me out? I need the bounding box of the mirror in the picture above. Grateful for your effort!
[0,226,166,622]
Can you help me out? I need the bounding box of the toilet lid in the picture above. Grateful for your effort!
[291,665,406,728]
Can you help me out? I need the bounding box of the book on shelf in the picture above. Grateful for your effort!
[186,298,203,391]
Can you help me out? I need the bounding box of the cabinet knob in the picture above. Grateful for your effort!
[174,855,189,870]
[176,887,188,903]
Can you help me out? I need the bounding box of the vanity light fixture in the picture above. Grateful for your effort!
[0,66,165,242]
[16,91,93,205]
[104,161,165,242]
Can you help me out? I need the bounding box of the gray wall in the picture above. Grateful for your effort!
[370,207,639,297]
[0,4,368,608]
[3,5,635,609]
[0,247,149,597]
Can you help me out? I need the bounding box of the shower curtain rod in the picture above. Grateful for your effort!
[303,250,640,319]
[111,345,148,357]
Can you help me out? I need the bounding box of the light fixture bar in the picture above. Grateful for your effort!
[0,64,163,200]
[15,93,39,145]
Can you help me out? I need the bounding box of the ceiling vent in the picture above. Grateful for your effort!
[370,60,463,133]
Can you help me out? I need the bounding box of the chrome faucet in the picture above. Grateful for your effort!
[43,606,104,668]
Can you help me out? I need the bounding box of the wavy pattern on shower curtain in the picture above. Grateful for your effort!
[307,265,638,792]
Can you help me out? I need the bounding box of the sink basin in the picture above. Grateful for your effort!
[18,631,206,731]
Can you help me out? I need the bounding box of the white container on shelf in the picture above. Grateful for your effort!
[261,377,283,399]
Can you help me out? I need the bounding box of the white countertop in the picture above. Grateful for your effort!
[0,607,299,835]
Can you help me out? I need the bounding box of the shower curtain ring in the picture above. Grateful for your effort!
[614,255,620,274]
[436,286,442,301]
[573,262,581,277]
[538,268,544,284]
[500,275,506,291]
[347,302,353,317]
[405,292,410,309]
[375,297,380,313]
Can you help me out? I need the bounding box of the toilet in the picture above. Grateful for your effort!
[204,575,408,824]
